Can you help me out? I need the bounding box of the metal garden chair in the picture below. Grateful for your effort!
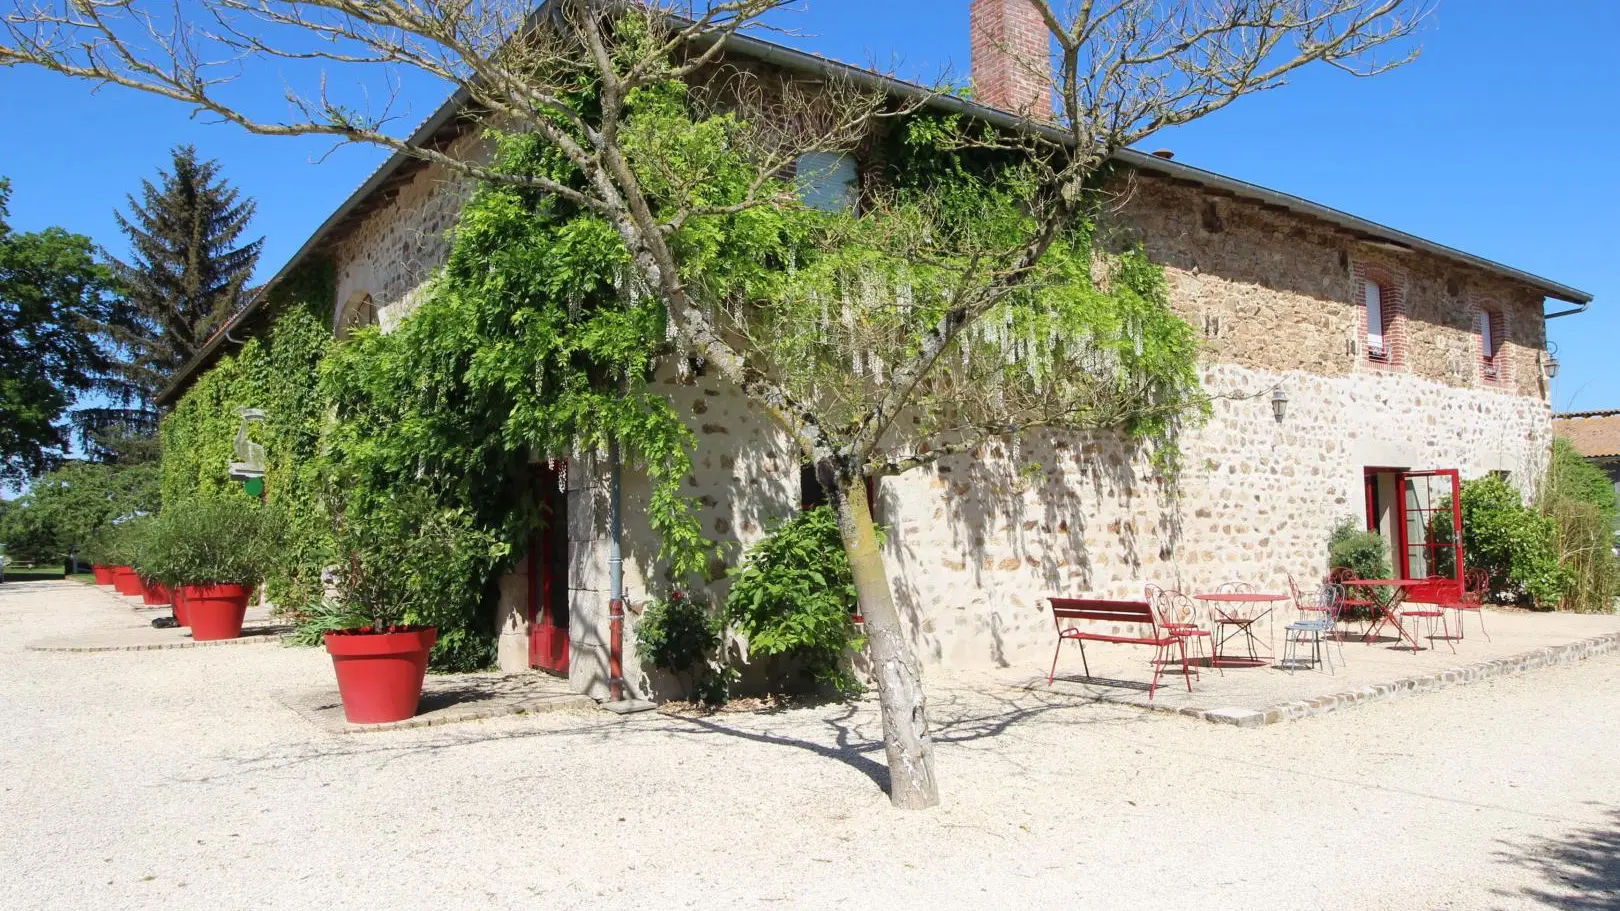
[1146,584,1218,678]
[1442,568,1492,642]
[1280,583,1345,673]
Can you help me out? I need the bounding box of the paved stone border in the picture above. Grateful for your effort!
[1142,631,1620,728]
[274,684,597,735]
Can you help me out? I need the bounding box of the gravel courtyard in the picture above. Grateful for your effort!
[3,580,1616,910]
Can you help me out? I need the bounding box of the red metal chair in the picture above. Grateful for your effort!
[1146,584,1219,678]
[1399,578,1458,654]
[1442,568,1492,641]
[1329,567,1378,635]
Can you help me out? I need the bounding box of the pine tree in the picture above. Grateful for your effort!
[87,146,262,442]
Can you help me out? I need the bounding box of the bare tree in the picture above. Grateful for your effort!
[1,0,1427,808]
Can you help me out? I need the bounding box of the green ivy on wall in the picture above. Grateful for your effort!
[160,259,338,630]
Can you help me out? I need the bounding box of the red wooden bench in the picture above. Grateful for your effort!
[1047,598,1191,699]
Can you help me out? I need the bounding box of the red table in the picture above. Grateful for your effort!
[1344,579,1431,652]
[1194,593,1290,667]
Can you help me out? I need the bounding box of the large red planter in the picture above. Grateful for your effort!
[324,627,438,724]
[91,565,115,586]
[112,566,143,596]
[140,579,173,607]
[172,588,190,627]
[181,583,253,641]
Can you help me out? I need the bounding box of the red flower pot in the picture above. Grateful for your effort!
[172,588,190,627]
[181,583,253,641]
[140,579,173,607]
[91,565,115,586]
[112,566,143,596]
[324,627,438,724]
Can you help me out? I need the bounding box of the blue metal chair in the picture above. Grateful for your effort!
[1281,583,1344,673]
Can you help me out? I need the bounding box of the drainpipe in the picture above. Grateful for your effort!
[1544,300,1589,321]
[608,437,625,702]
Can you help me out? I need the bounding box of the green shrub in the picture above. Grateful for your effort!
[636,593,726,704]
[723,506,867,696]
[1459,476,1568,608]
[1543,439,1620,613]
[80,524,118,566]
[1327,518,1390,581]
[105,517,154,568]
[138,498,277,588]
[1548,438,1618,523]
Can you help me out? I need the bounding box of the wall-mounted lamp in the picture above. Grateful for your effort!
[1542,341,1561,380]
[1271,387,1288,422]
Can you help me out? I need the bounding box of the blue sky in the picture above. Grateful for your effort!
[2,0,1616,409]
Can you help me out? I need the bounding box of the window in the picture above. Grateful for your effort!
[795,152,858,213]
[1477,306,1506,381]
[336,291,378,340]
[1353,261,1404,368]
[1364,282,1387,360]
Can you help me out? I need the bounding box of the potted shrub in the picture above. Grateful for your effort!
[83,527,117,586]
[299,490,493,724]
[141,499,273,641]
[105,521,148,597]
[129,526,175,611]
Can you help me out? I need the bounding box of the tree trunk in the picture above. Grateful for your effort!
[829,470,939,810]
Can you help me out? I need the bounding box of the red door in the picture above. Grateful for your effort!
[529,463,570,675]
[1364,468,1464,594]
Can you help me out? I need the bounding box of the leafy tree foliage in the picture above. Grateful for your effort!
[0,459,159,563]
[88,146,262,445]
[0,178,122,481]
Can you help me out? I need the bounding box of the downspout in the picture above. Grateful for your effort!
[607,437,625,702]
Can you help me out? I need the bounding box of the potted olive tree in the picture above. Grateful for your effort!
[300,489,496,724]
[142,499,274,641]
[83,526,118,587]
[106,521,147,597]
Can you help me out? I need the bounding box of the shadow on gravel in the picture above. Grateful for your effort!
[1494,805,1620,909]
[216,685,1149,802]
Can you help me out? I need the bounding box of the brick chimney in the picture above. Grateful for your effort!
[970,0,1052,117]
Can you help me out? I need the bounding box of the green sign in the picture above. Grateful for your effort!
[243,477,265,498]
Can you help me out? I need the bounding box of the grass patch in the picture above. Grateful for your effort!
[1,566,67,581]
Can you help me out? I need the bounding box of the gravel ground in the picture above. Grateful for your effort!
[3,580,1617,911]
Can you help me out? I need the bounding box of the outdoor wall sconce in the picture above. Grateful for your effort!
[1271,387,1288,422]
[1542,342,1561,380]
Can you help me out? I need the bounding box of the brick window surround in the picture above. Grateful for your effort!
[1473,300,1511,388]
[1352,261,1407,370]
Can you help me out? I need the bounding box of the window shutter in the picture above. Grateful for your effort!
[1365,283,1385,354]
[1478,310,1494,359]
[796,152,858,213]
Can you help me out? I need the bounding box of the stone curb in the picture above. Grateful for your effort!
[1132,631,1620,728]
[273,687,598,735]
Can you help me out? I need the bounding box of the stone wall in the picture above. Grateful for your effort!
[879,362,1551,669]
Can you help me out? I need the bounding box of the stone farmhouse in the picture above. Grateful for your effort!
[159,0,1593,698]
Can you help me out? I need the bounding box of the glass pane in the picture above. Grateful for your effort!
[1403,477,1429,578]
[1366,283,1384,350]
[796,152,858,213]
